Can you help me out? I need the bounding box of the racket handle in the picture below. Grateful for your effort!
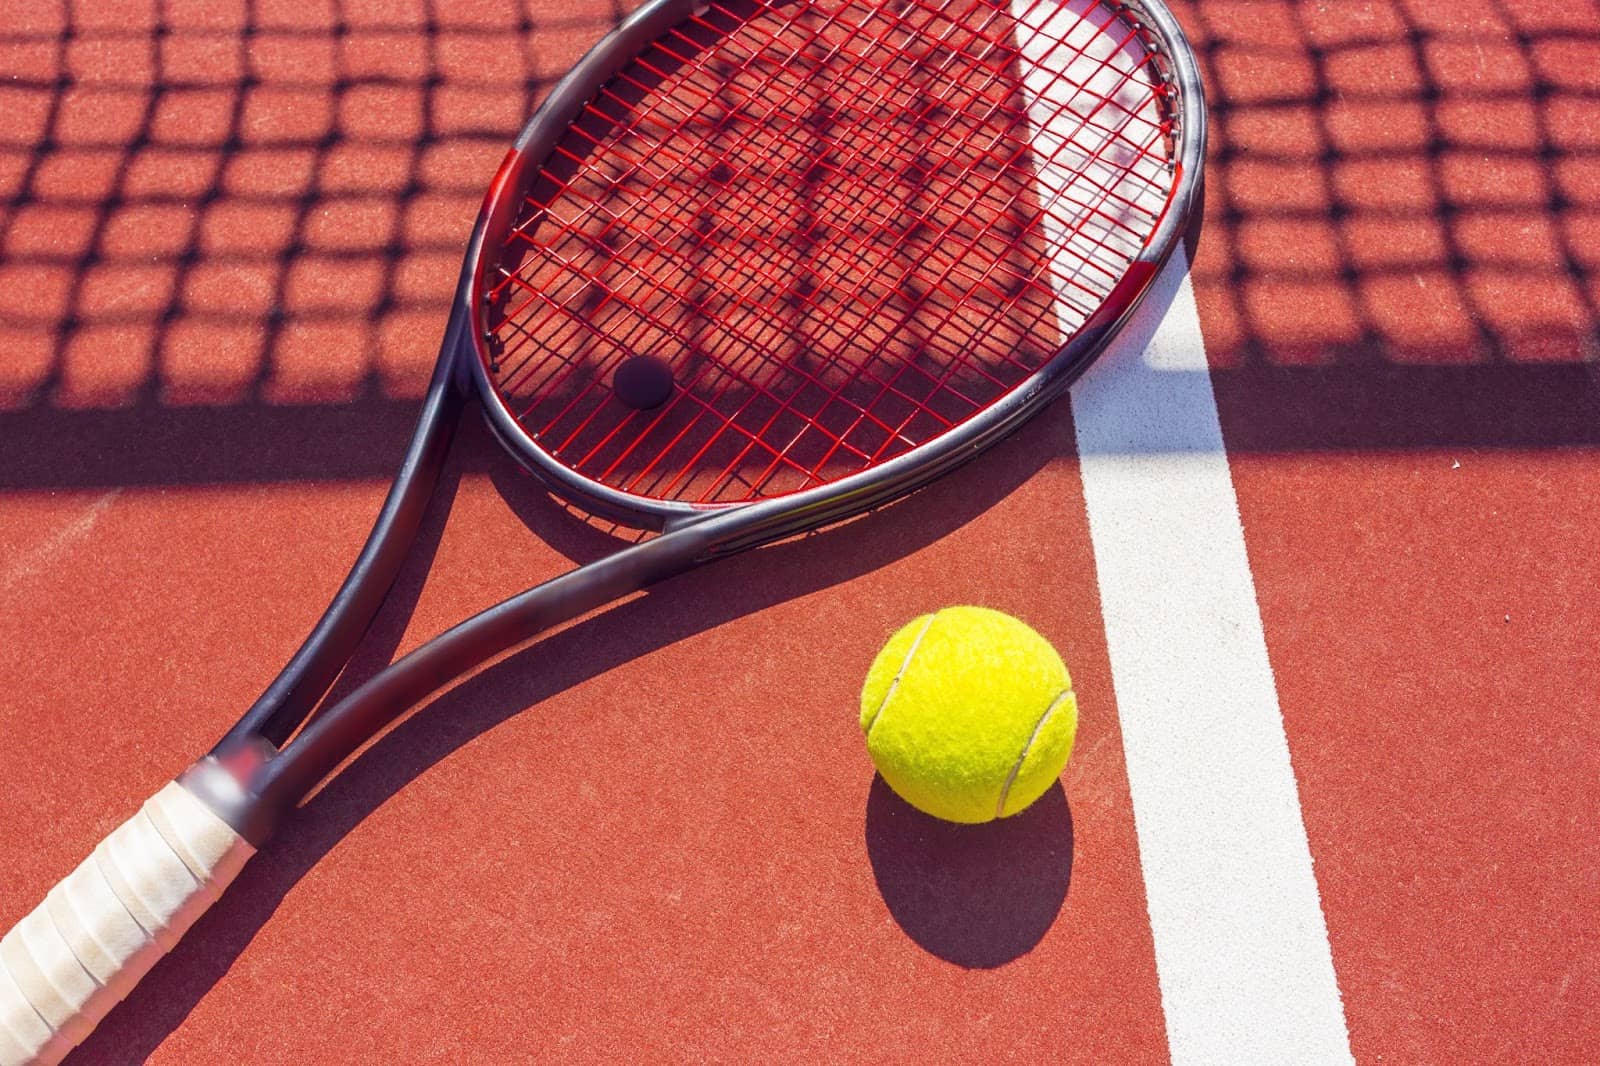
[0,781,254,1066]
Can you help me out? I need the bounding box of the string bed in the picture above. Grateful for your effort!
[485,0,1175,508]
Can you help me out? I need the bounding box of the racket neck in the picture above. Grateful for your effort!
[219,316,471,754]
[255,516,721,812]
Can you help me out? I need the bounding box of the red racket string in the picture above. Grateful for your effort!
[584,7,1064,497]
[499,3,1164,499]
[496,0,1162,400]
[499,1,1092,401]
[625,3,1094,498]
[744,12,1173,488]
[484,0,1175,506]
[494,2,1040,435]
[494,2,1146,461]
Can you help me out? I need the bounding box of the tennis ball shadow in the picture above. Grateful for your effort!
[864,775,1073,969]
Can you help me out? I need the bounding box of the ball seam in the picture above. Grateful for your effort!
[861,611,940,739]
[996,686,1073,819]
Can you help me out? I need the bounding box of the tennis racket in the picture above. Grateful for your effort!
[0,1,1203,1061]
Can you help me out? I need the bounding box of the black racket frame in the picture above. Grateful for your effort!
[186,0,1207,843]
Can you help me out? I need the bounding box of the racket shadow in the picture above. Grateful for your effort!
[72,399,1075,1063]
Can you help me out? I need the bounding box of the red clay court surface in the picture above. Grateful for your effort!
[1,1,1598,1062]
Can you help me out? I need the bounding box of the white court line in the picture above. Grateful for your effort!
[1070,247,1354,1065]
[1009,4,1351,1055]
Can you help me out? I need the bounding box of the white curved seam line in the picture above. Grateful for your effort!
[862,612,939,737]
[997,686,1072,818]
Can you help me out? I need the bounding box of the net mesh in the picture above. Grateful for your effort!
[483,0,1176,507]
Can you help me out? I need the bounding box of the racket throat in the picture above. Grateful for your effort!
[258,518,723,808]
[180,735,283,846]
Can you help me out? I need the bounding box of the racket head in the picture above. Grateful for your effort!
[459,0,1205,532]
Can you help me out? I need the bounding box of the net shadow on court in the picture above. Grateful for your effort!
[0,0,1595,498]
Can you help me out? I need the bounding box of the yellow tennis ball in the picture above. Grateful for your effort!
[859,606,1078,824]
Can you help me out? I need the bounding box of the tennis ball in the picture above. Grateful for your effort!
[859,606,1077,824]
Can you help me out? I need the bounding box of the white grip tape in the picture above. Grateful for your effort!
[0,782,254,1066]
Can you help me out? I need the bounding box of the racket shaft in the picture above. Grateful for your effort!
[266,516,718,802]
[227,334,467,748]
[0,782,252,1066]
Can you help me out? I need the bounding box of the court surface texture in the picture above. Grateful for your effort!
[1,1,1596,1062]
